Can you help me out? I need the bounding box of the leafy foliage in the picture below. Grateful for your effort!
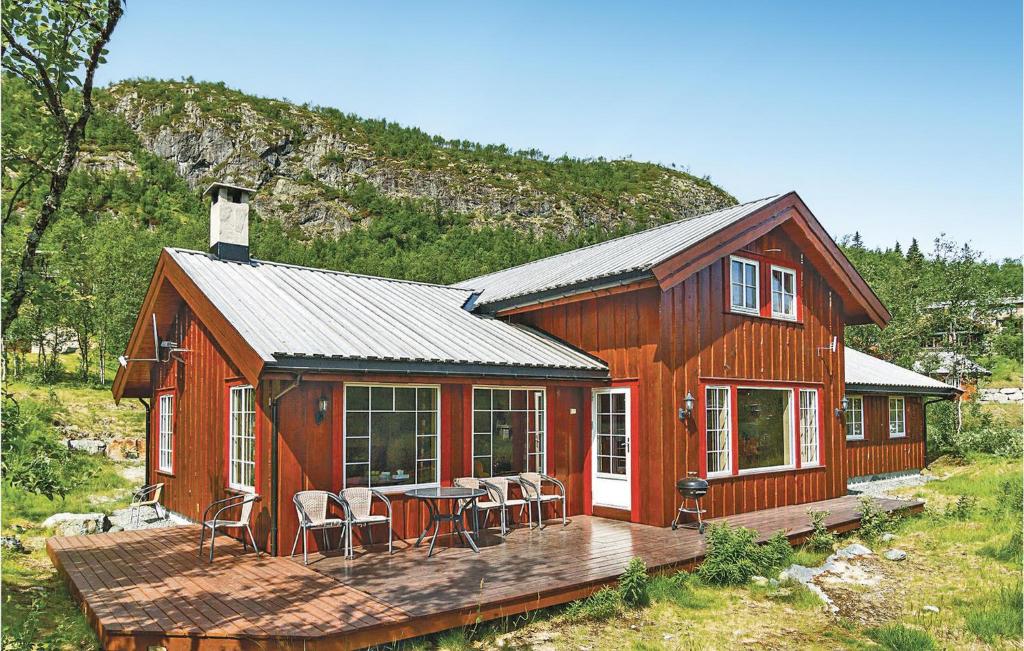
[696,524,794,586]
[805,509,837,552]
[855,496,892,542]
[618,558,650,608]
[0,392,89,499]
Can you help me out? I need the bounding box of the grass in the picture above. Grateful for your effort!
[964,581,1024,643]
[866,623,939,651]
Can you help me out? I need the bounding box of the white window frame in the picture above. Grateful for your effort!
[798,389,820,466]
[593,387,630,479]
[343,383,441,493]
[157,393,174,473]
[228,385,256,492]
[770,265,798,320]
[729,255,760,315]
[736,386,796,475]
[705,386,732,477]
[888,396,906,438]
[472,386,547,478]
[845,395,864,440]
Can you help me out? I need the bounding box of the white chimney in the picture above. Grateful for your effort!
[204,182,255,262]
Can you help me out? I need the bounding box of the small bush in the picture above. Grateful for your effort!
[965,581,1024,643]
[806,509,837,552]
[866,623,939,651]
[945,495,978,521]
[618,557,650,608]
[563,587,621,622]
[996,476,1024,516]
[697,524,793,586]
[951,425,1023,459]
[857,496,892,542]
[0,393,90,500]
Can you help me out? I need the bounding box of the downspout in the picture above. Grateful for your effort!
[268,374,302,556]
[138,398,151,484]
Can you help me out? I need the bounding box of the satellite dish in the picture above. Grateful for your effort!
[118,356,128,368]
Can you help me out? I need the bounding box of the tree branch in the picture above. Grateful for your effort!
[0,24,68,131]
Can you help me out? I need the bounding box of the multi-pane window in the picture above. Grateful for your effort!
[730,256,759,314]
[158,394,174,473]
[344,385,439,489]
[705,386,732,475]
[799,389,819,465]
[595,391,628,476]
[845,396,864,440]
[771,266,797,319]
[888,397,906,438]
[473,387,546,478]
[228,385,256,491]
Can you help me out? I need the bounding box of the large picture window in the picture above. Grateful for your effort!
[771,266,797,319]
[798,389,819,466]
[228,385,256,491]
[888,396,906,438]
[737,387,793,472]
[158,394,174,473]
[344,384,439,490]
[705,386,732,475]
[473,387,546,478]
[730,256,759,314]
[845,395,864,440]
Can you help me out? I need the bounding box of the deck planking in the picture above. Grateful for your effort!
[48,494,922,651]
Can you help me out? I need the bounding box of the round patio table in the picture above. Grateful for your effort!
[406,486,486,557]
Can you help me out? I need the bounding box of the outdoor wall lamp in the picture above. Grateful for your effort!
[836,395,849,418]
[314,394,328,425]
[678,392,695,421]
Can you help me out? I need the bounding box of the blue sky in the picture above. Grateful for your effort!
[96,1,1022,260]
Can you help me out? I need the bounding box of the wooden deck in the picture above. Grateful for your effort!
[48,495,922,651]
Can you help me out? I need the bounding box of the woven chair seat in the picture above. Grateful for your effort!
[475,500,502,510]
[306,517,346,528]
[204,519,247,528]
[351,514,389,524]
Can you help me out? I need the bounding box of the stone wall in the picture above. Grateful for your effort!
[979,387,1024,403]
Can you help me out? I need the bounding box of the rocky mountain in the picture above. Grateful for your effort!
[100,79,736,238]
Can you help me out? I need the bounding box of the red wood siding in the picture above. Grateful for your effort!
[510,225,849,525]
[845,395,925,479]
[148,302,273,550]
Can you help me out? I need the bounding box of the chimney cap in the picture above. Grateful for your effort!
[203,182,256,198]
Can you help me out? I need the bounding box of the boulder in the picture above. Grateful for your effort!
[779,564,823,584]
[42,512,109,536]
[750,575,769,586]
[880,533,896,542]
[834,543,873,559]
[884,549,907,561]
[923,605,940,613]
[67,439,107,455]
[1,535,26,553]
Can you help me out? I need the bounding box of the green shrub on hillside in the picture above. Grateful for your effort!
[697,524,794,586]
[0,394,89,500]
[618,558,650,608]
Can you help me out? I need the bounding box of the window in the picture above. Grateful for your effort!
[845,396,864,440]
[888,397,906,438]
[705,386,732,475]
[737,388,793,471]
[228,385,256,491]
[730,256,759,314]
[344,384,439,490]
[771,266,797,319]
[157,394,174,473]
[798,389,819,465]
[595,390,628,476]
[473,387,546,478]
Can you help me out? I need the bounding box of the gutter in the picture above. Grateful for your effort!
[270,358,610,382]
[268,374,302,556]
[844,383,960,398]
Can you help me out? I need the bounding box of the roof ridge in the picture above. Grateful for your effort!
[167,247,474,293]
[453,194,782,288]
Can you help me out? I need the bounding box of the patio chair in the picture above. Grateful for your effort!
[339,487,393,557]
[128,483,165,527]
[518,472,567,529]
[290,490,348,565]
[453,477,511,535]
[197,493,260,562]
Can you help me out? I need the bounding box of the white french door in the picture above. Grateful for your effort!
[591,387,631,510]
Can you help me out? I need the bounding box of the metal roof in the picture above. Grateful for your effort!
[845,348,959,396]
[454,195,784,308]
[167,248,609,379]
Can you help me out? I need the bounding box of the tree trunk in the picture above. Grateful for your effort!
[98,337,105,385]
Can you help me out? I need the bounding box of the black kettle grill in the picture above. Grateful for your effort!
[671,472,709,533]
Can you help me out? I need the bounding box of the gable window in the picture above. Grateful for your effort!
[705,386,732,476]
[798,389,819,465]
[344,384,439,490]
[771,266,797,319]
[473,387,546,477]
[888,397,906,438]
[157,394,174,473]
[729,256,759,314]
[228,385,256,491]
[845,395,864,440]
[737,387,794,471]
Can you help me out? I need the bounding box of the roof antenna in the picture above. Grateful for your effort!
[118,314,189,367]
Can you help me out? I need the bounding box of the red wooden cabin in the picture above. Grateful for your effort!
[112,185,954,555]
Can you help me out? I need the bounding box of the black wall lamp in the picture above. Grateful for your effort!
[835,395,849,418]
[677,392,695,421]
[314,394,328,425]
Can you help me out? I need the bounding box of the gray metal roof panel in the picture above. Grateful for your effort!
[845,348,958,395]
[167,248,608,375]
[453,195,784,306]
